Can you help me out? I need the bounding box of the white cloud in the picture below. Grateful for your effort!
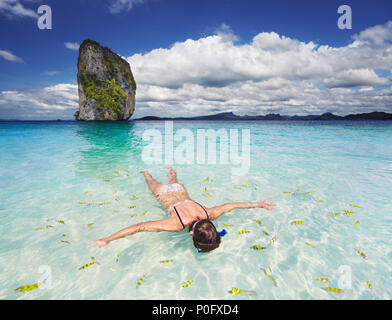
[353,20,392,46]
[0,49,23,62]
[108,0,146,14]
[0,84,78,120]
[64,42,80,51]
[1,21,392,119]
[215,23,239,42]
[323,69,389,88]
[126,23,392,90]
[122,21,392,118]
[133,80,392,118]
[0,0,38,19]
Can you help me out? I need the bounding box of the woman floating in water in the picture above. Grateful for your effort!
[88,167,276,252]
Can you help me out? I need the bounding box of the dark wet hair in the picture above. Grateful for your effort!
[189,219,221,252]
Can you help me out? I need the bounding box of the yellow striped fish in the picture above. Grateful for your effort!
[354,221,360,227]
[253,219,262,225]
[344,210,356,215]
[237,230,250,234]
[182,280,193,288]
[306,242,314,248]
[270,236,277,244]
[223,224,233,227]
[250,245,267,251]
[261,268,277,287]
[366,280,373,290]
[136,274,147,289]
[355,248,367,259]
[261,230,270,236]
[330,212,340,217]
[321,287,344,293]
[79,257,96,270]
[14,283,41,293]
[315,278,330,283]
[290,220,304,225]
[160,259,175,264]
[228,287,243,295]
[116,253,122,263]
[57,220,65,224]
[350,204,360,208]
[228,287,257,296]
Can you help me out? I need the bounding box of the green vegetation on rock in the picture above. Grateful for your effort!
[85,79,127,120]
[76,39,136,120]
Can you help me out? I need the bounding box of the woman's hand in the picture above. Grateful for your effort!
[88,238,109,248]
[254,200,276,210]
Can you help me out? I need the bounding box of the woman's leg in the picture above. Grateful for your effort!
[168,166,189,196]
[168,166,179,184]
[141,170,164,196]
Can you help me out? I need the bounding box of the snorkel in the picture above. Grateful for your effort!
[218,229,227,236]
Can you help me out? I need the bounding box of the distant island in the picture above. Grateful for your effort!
[1,111,392,122]
[135,111,392,121]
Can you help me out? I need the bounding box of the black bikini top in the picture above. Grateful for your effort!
[173,201,209,230]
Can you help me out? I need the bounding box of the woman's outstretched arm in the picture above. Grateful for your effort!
[208,200,276,220]
[88,218,181,248]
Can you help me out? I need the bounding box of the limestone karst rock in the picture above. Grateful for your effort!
[75,39,136,121]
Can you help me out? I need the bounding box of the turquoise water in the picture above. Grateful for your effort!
[0,120,391,300]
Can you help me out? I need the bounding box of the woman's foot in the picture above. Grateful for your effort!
[140,169,152,179]
[168,166,178,184]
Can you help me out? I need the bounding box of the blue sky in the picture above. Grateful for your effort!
[0,0,392,119]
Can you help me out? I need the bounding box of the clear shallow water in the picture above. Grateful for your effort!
[0,120,391,300]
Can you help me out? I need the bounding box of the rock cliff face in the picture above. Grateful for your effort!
[75,39,136,121]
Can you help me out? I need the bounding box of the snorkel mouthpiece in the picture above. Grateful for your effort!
[218,229,227,237]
